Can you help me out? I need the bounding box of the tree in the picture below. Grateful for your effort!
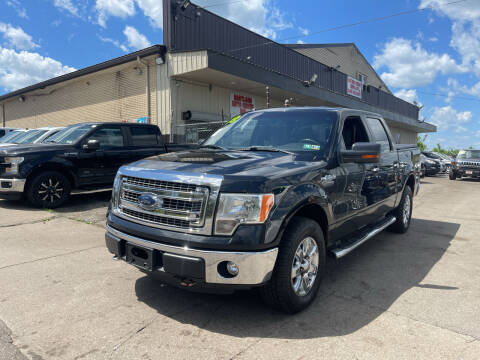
[417,135,427,152]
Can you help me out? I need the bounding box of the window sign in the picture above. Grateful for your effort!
[347,76,362,99]
[230,93,255,117]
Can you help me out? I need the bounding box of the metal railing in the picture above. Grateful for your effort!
[173,121,226,144]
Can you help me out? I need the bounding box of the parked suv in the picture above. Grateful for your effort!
[420,154,441,177]
[450,149,480,180]
[0,128,19,139]
[0,122,193,207]
[423,152,448,173]
[105,107,420,313]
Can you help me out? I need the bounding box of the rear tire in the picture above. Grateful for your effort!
[26,171,71,208]
[260,217,326,314]
[449,172,457,180]
[388,186,413,234]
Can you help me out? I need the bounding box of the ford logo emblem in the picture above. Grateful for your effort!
[138,193,162,210]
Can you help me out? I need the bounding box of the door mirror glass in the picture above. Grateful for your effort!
[83,139,100,151]
[341,142,381,163]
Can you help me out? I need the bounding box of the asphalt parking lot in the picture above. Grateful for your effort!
[0,175,479,360]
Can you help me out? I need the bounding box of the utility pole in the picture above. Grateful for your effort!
[266,86,270,108]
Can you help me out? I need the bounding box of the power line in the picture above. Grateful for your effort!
[201,0,245,9]
[416,90,480,103]
[194,0,469,54]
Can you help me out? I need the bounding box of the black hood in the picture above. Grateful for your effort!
[126,149,328,193]
[0,143,73,156]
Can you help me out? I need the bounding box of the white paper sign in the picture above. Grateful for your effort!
[347,76,362,99]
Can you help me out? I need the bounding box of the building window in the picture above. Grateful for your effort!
[358,73,367,85]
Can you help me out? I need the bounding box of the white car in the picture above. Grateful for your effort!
[0,127,64,147]
[0,127,20,139]
[0,129,28,145]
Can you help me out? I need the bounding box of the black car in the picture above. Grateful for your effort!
[0,122,193,208]
[420,154,441,177]
[105,107,420,313]
[450,149,480,180]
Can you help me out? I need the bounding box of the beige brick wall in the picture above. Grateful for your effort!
[2,55,157,129]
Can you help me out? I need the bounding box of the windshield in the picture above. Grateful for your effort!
[424,152,442,160]
[0,130,25,143]
[457,150,480,159]
[15,129,49,144]
[46,124,95,144]
[203,110,337,155]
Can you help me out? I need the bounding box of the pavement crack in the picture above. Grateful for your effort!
[0,217,57,228]
[0,245,104,271]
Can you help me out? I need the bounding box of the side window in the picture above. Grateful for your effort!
[87,126,124,149]
[0,130,5,137]
[341,116,370,150]
[130,126,159,146]
[366,117,391,151]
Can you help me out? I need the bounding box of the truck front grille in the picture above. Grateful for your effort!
[118,175,209,231]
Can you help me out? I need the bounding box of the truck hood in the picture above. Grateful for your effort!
[0,143,73,156]
[124,149,328,193]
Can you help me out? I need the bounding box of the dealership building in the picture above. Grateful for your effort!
[0,0,436,143]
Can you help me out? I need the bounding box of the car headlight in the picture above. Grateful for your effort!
[111,173,122,209]
[426,160,435,164]
[4,157,24,174]
[215,193,274,236]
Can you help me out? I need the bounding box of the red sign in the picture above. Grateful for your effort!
[347,76,362,99]
[230,93,255,117]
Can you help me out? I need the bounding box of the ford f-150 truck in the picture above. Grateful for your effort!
[0,122,193,208]
[105,107,420,313]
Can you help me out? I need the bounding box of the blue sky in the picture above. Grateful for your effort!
[1,0,479,150]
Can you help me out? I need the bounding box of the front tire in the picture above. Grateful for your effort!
[388,186,413,234]
[26,171,71,208]
[449,172,457,180]
[260,217,326,314]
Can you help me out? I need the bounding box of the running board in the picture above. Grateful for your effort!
[71,188,112,195]
[331,216,396,259]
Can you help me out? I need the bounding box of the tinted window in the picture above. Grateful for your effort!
[87,127,124,149]
[0,130,5,137]
[366,117,390,151]
[342,117,370,150]
[130,126,158,146]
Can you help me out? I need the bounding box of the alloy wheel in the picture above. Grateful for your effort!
[403,194,411,226]
[291,237,319,297]
[37,177,65,204]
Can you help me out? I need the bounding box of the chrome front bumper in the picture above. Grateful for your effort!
[0,178,26,193]
[106,225,278,286]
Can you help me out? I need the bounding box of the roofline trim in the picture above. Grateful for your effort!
[0,45,166,102]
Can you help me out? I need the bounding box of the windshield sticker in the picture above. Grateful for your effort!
[303,144,321,150]
[227,115,242,124]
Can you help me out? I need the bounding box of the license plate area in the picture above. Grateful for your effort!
[466,170,473,175]
[126,243,161,271]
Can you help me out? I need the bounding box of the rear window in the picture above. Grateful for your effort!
[130,126,159,146]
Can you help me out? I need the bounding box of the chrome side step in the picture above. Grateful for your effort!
[331,216,396,259]
[71,187,112,195]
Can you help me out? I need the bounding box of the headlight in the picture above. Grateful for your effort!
[4,157,24,174]
[426,160,435,164]
[215,194,274,236]
[111,173,122,209]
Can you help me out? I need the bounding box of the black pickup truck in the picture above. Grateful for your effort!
[0,122,193,208]
[105,107,420,313]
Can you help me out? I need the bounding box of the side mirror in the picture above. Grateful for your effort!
[83,139,100,151]
[341,142,381,163]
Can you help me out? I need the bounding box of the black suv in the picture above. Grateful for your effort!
[450,149,480,180]
[0,122,192,208]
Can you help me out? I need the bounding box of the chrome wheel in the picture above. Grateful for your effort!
[291,237,319,297]
[403,194,411,226]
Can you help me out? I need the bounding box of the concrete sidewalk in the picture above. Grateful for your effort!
[0,176,478,359]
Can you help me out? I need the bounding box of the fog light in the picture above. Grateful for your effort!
[226,261,239,276]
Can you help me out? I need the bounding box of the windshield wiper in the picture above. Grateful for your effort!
[199,144,227,151]
[238,146,294,155]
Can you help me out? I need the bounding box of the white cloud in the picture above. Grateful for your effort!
[98,36,129,52]
[429,105,472,131]
[394,89,421,105]
[297,39,305,44]
[373,38,466,88]
[420,0,480,22]
[6,0,28,19]
[0,48,76,92]
[53,0,79,16]
[299,27,309,36]
[136,0,163,28]
[195,0,292,40]
[429,36,439,42]
[450,21,480,76]
[95,0,135,27]
[447,78,480,98]
[123,26,151,50]
[0,23,39,51]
